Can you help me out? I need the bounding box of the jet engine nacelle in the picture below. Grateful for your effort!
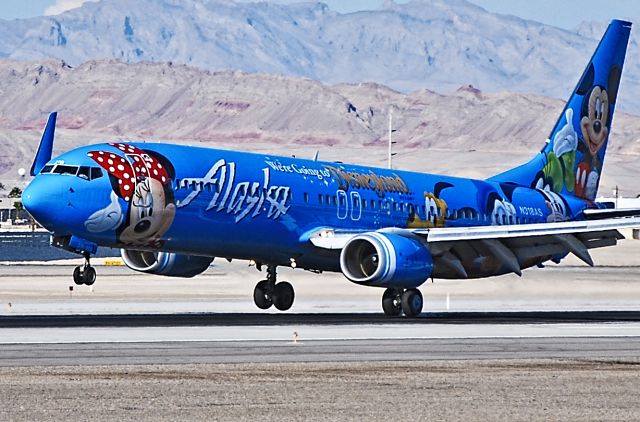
[121,249,214,278]
[340,232,432,288]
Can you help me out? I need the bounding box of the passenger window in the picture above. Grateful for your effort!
[318,194,323,205]
[332,196,337,206]
[326,195,331,205]
[304,193,309,203]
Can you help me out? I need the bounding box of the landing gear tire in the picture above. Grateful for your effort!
[382,288,402,317]
[273,281,295,311]
[73,266,84,285]
[82,266,96,286]
[252,265,296,311]
[253,280,273,310]
[72,252,96,286]
[401,288,423,318]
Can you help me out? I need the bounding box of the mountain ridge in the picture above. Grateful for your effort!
[1,58,639,154]
[0,0,638,113]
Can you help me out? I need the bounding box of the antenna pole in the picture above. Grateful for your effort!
[388,109,393,169]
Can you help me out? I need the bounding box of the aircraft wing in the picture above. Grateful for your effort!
[306,216,640,277]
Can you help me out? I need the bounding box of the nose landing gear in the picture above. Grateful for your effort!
[51,236,99,287]
[253,265,295,311]
[72,252,96,286]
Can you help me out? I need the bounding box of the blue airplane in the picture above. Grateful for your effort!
[22,20,638,317]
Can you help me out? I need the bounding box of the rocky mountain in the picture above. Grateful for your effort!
[0,0,638,113]
[1,59,640,189]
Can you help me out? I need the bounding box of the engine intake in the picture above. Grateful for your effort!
[121,250,214,278]
[340,232,432,288]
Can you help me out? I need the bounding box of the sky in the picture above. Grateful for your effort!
[0,0,637,29]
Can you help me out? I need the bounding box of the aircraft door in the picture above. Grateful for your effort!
[350,191,362,221]
[337,190,348,220]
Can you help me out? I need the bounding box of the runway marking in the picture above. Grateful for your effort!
[2,323,640,344]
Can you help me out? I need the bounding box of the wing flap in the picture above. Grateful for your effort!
[553,234,593,266]
[424,218,640,278]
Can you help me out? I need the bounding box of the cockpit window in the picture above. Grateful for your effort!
[39,164,103,180]
[90,167,103,180]
[40,165,54,174]
[78,166,91,180]
[53,165,79,175]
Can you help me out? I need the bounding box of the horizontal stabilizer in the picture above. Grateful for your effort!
[584,208,640,220]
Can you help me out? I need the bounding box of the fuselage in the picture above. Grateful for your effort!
[22,142,594,276]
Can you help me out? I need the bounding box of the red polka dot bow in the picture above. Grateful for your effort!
[87,143,169,201]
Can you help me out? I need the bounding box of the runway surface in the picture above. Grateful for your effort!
[3,310,640,327]
[1,259,640,367]
[1,311,640,366]
[2,337,640,366]
[2,261,640,420]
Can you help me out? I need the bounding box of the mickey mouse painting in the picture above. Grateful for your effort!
[85,143,176,247]
[531,61,621,201]
[574,63,621,199]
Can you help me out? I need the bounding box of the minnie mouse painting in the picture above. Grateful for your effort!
[84,143,176,247]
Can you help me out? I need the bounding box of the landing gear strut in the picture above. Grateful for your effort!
[73,252,96,286]
[253,265,295,311]
[382,287,423,317]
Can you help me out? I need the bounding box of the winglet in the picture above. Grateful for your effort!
[30,112,57,176]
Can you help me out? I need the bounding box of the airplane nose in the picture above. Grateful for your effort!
[22,177,60,231]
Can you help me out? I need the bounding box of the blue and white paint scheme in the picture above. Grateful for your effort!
[22,20,639,317]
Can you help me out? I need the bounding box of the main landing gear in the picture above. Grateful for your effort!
[72,252,96,286]
[382,288,423,318]
[253,265,295,311]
